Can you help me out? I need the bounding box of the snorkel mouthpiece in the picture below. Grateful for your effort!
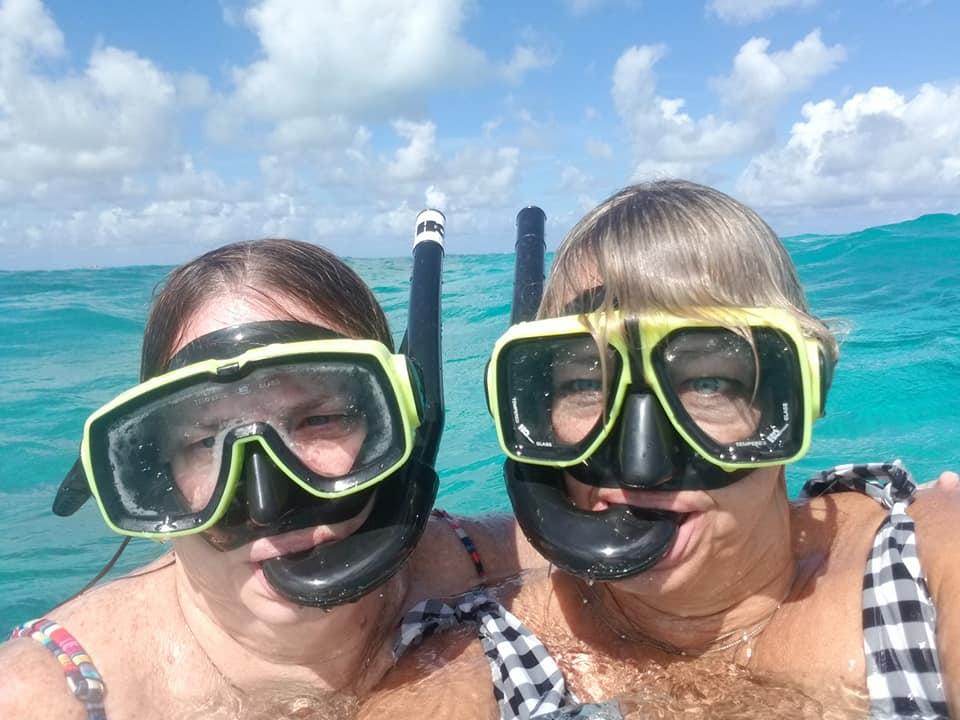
[506,462,679,580]
[261,460,439,606]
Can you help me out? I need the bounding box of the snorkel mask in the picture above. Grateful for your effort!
[54,212,446,607]
[490,208,833,581]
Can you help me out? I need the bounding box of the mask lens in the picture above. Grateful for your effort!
[88,353,410,534]
[653,326,806,464]
[658,329,761,444]
[497,334,622,462]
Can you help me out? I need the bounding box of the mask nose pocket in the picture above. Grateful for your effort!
[615,393,677,488]
[243,446,291,526]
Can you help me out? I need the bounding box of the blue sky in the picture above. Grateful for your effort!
[1,0,958,269]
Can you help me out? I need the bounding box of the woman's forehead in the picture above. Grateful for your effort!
[172,294,338,357]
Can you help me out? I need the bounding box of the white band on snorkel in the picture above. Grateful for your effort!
[414,209,445,248]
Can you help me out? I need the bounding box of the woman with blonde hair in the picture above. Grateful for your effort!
[374,181,958,719]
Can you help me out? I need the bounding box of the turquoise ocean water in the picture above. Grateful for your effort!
[1,214,959,630]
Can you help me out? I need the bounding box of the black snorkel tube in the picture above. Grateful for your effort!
[262,210,445,606]
[502,207,679,581]
[511,207,546,326]
[404,210,446,466]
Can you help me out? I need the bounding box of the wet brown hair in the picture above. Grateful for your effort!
[140,238,392,380]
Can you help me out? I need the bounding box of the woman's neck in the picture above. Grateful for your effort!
[174,560,408,696]
[577,489,797,656]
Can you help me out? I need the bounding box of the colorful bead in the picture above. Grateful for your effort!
[432,509,486,581]
[10,618,106,720]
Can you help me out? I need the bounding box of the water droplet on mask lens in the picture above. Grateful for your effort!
[586,578,595,587]
[378,593,384,599]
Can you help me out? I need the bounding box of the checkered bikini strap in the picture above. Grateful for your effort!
[10,618,106,720]
[396,590,575,720]
[802,460,948,719]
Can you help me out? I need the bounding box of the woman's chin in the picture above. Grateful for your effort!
[614,511,706,593]
[652,511,701,571]
[242,563,331,624]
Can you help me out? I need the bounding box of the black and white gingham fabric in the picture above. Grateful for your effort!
[395,590,576,720]
[802,460,948,719]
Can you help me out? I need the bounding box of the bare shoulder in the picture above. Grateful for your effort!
[909,487,960,587]
[456,512,548,576]
[407,512,545,602]
[0,559,179,718]
[51,556,176,643]
[789,490,886,560]
[909,480,960,711]
[0,637,89,719]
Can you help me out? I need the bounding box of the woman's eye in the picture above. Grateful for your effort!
[298,410,361,436]
[186,435,216,451]
[689,377,724,395]
[556,378,602,396]
[304,414,344,426]
[682,376,748,398]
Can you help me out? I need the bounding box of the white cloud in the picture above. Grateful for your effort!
[446,146,520,205]
[386,120,437,182]
[0,0,195,207]
[610,32,844,180]
[737,83,960,211]
[501,45,557,84]
[0,94,525,266]
[708,0,817,24]
[232,0,483,118]
[712,30,846,114]
[222,0,549,149]
[156,155,240,202]
[559,164,591,192]
[425,185,447,212]
[0,0,63,61]
[610,44,753,178]
[269,115,356,149]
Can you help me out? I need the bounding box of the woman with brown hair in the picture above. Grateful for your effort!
[0,232,521,719]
